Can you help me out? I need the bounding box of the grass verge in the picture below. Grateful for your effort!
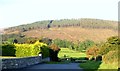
[80,61,118,71]
[79,61,101,71]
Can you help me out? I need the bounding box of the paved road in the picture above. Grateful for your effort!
[19,63,84,71]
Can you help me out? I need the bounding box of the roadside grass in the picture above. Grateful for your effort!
[80,61,118,71]
[98,62,118,70]
[58,48,86,58]
[79,60,101,71]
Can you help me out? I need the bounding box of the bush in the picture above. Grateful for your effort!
[49,44,60,61]
[77,40,95,52]
[107,36,119,44]
[53,39,73,48]
[49,44,60,51]
[98,36,119,63]
[53,39,95,52]
[86,46,99,60]
[15,41,49,57]
[15,44,32,57]
[39,38,52,45]
[1,44,16,56]
[40,45,50,58]
[102,50,118,64]
[99,36,118,56]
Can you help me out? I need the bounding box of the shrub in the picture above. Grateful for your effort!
[25,37,38,44]
[102,50,118,64]
[98,36,119,63]
[15,44,33,57]
[99,36,119,56]
[78,40,95,52]
[107,36,119,44]
[86,46,99,60]
[39,38,52,45]
[15,41,49,57]
[53,39,73,48]
[49,44,60,61]
[49,44,60,51]
[1,44,16,56]
[40,45,50,58]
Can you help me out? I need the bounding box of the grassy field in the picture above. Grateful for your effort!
[58,48,86,58]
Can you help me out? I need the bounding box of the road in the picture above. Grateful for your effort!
[18,63,84,71]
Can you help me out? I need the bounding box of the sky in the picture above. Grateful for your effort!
[0,0,119,29]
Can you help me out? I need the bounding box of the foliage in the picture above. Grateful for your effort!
[53,39,95,52]
[98,36,118,56]
[49,44,60,61]
[40,45,50,58]
[2,34,38,44]
[1,44,16,56]
[85,36,119,68]
[15,44,32,57]
[39,38,52,45]
[24,37,38,44]
[53,39,73,48]
[49,44,60,51]
[86,46,99,59]
[6,38,15,44]
[78,40,95,52]
[102,50,118,64]
[5,18,117,33]
[15,41,48,57]
[107,36,119,44]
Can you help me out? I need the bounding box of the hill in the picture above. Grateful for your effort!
[2,18,118,42]
[23,27,117,42]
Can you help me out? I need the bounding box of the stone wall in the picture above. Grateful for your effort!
[2,56,47,69]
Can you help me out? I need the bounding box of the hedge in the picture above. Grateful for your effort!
[1,44,16,56]
[1,41,49,58]
[14,41,48,57]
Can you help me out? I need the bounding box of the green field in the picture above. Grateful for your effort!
[58,48,86,58]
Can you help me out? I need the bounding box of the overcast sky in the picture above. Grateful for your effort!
[0,0,119,29]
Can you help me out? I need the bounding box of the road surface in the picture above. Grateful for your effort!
[21,63,83,71]
[18,63,84,71]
